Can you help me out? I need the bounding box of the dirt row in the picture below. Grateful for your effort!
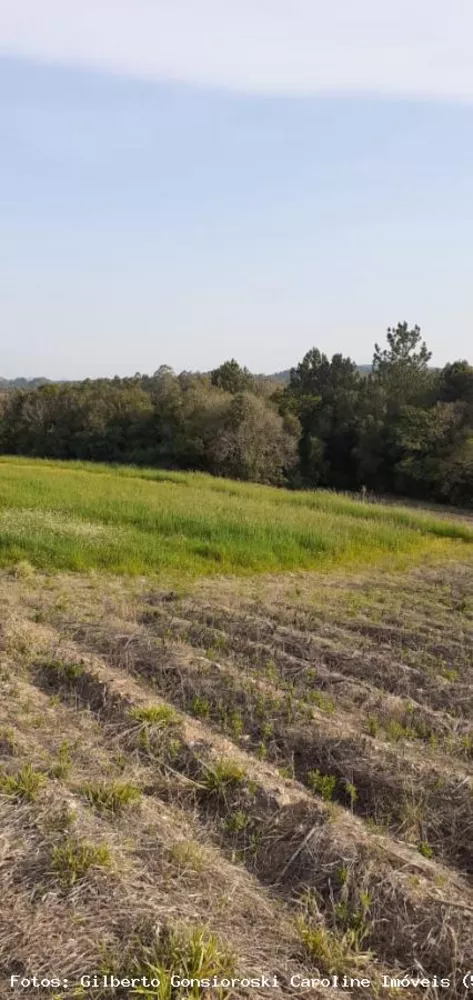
[1,564,472,998]
[3,611,472,995]
[62,607,473,879]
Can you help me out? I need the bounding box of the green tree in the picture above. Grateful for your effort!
[372,322,432,406]
[207,391,298,484]
[390,401,467,498]
[286,350,362,487]
[438,360,473,406]
[210,359,254,395]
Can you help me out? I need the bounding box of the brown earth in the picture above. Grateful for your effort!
[0,560,472,999]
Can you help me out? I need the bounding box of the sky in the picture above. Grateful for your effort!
[0,1,472,378]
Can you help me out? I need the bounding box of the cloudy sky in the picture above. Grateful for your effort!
[1,1,472,376]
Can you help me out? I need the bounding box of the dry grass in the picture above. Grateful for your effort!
[0,560,472,997]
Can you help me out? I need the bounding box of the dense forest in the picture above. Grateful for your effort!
[1,323,472,507]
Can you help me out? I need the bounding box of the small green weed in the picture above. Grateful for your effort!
[307,690,336,714]
[40,659,85,685]
[52,838,112,887]
[441,667,458,682]
[168,841,205,873]
[130,704,179,727]
[0,763,46,801]
[307,769,337,801]
[225,809,251,834]
[0,727,17,756]
[81,780,141,815]
[365,716,379,738]
[192,696,211,719]
[128,924,234,999]
[201,759,246,800]
[50,740,73,780]
[418,840,434,859]
[131,704,182,760]
[279,763,295,780]
[344,780,358,807]
[385,719,416,742]
[298,919,373,975]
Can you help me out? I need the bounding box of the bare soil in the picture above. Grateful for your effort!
[1,560,472,998]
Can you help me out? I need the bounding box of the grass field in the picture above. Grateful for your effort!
[0,457,472,998]
[0,457,472,575]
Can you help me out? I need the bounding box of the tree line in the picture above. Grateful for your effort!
[1,323,472,507]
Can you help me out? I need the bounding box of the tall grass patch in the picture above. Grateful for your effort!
[0,457,471,576]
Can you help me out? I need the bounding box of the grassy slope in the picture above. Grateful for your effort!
[0,457,472,576]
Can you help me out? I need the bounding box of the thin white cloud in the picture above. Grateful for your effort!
[0,0,473,101]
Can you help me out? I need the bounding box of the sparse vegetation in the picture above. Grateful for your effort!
[298,919,373,975]
[168,840,205,874]
[0,727,16,756]
[39,657,85,685]
[50,739,73,780]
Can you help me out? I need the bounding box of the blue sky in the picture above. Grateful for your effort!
[1,1,472,377]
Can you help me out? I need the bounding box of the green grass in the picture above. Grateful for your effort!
[81,780,141,815]
[0,763,47,802]
[51,837,112,887]
[200,759,247,800]
[0,456,472,576]
[130,704,180,727]
[127,923,235,1000]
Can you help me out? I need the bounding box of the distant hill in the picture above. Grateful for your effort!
[0,377,51,389]
[0,366,373,390]
[264,365,372,384]
[264,370,291,383]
